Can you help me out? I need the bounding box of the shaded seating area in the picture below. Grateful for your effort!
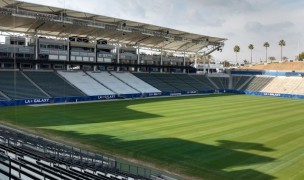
[24,71,85,98]
[0,71,49,100]
[0,92,8,100]
[151,73,197,91]
[0,126,155,180]
[240,76,274,92]
[189,75,216,90]
[133,73,180,92]
[207,76,229,89]
[232,75,252,90]
[176,74,215,90]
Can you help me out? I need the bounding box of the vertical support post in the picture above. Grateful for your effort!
[194,53,198,69]
[35,37,39,70]
[94,41,97,71]
[183,51,186,73]
[203,55,206,74]
[160,47,163,73]
[137,44,140,72]
[67,37,70,70]
[9,157,11,180]
[116,46,120,72]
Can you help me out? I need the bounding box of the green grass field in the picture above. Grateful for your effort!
[1,94,304,179]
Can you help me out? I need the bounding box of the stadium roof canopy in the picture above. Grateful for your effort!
[0,0,226,53]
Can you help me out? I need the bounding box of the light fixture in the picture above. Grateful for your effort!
[88,24,105,29]
[12,13,35,19]
[116,28,132,33]
[142,32,154,36]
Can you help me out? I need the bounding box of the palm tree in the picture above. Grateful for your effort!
[233,45,240,65]
[263,42,270,63]
[248,44,254,64]
[279,40,286,62]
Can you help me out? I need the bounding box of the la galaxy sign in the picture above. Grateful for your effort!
[25,98,50,104]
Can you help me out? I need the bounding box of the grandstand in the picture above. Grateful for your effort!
[57,71,115,96]
[0,0,226,179]
[1,0,304,180]
[0,71,49,100]
[24,70,85,97]
[111,72,161,94]
[87,71,141,95]
[0,125,161,180]
[239,76,275,92]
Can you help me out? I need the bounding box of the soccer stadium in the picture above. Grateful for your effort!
[0,1,304,180]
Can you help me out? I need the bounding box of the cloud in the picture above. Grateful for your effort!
[245,21,294,34]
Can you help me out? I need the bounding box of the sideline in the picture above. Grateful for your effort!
[29,93,214,107]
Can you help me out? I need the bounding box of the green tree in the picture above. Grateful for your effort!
[233,45,240,65]
[248,44,254,64]
[263,42,270,63]
[279,40,286,62]
[269,56,276,63]
[282,56,288,62]
[296,52,304,61]
[222,60,230,67]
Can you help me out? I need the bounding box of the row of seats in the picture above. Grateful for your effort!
[24,71,85,97]
[0,71,49,100]
[190,75,216,89]
[133,73,216,92]
[240,76,275,92]
[111,72,161,94]
[3,70,304,101]
[133,73,178,92]
[208,77,229,89]
[0,126,153,180]
[87,71,140,95]
[57,71,115,96]
[0,92,8,100]
[261,76,304,94]
[174,74,214,90]
[232,75,252,90]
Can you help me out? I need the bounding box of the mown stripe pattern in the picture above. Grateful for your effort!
[0,94,304,180]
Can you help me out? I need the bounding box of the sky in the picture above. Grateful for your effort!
[22,0,304,64]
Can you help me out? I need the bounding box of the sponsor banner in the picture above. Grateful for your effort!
[143,92,162,97]
[118,94,142,99]
[181,91,197,95]
[0,95,117,107]
[170,93,182,96]
[199,90,216,94]
[225,89,304,99]
[25,98,50,104]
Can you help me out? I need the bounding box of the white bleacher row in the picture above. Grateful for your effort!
[261,76,304,95]
[291,79,304,95]
[57,71,115,96]
[112,72,161,94]
[87,71,140,95]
